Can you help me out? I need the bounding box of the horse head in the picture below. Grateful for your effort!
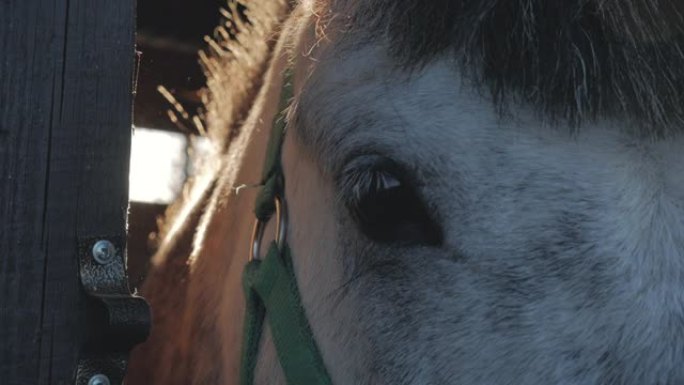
[127,1,684,384]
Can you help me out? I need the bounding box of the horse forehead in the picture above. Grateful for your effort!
[297,43,684,169]
[296,45,488,166]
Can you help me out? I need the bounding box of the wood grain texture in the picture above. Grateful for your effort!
[0,0,135,384]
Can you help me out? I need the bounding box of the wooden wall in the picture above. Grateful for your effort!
[0,0,136,384]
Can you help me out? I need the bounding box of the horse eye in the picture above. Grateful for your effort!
[340,156,442,246]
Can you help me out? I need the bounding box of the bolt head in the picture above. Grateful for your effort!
[88,374,111,385]
[92,240,115,264]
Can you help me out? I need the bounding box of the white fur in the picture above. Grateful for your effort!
[271,39,684,384]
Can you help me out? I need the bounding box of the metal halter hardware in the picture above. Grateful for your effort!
[249,195,288,261]
[239,67,333,385]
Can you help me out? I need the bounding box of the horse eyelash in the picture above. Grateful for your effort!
[336,155,403,204]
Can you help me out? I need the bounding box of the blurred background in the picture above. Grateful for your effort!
[128,0,225,289]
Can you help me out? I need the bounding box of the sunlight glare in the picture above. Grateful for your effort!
[129,127,188,204]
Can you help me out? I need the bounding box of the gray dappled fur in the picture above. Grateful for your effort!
[273,2,684,384]
[287,45,684,384]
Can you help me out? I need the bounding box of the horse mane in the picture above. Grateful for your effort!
[153,0,293,254]
[127,2,294,383]
[199,0,293,149]
[336,0,684,135]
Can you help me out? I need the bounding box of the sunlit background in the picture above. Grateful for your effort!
[129,127,188,204]
[129,127,212,204]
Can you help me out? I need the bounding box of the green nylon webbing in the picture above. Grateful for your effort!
[239,67,333,385]
[254,68,293,222]
[241,244,332,385]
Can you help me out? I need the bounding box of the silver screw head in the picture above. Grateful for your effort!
[88,374,111,385]
[92,240,116,265]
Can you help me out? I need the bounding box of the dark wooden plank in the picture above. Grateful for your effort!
[0,0,135,384]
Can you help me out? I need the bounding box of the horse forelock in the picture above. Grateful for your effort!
[204,0,684,146]
[315,0,684,136]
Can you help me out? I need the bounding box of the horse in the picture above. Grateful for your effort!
[126,1,684,384]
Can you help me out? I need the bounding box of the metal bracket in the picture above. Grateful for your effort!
[75,236,151,385]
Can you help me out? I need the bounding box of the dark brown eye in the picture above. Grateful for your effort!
[340,155,442,246]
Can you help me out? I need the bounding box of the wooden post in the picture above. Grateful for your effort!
[0,0,137,384]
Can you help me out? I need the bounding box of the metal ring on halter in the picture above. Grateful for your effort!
[249,196,288,261]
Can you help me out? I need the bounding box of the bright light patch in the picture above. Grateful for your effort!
[129,127,188,203]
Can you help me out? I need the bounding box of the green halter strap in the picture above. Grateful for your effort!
[239,69,333,385]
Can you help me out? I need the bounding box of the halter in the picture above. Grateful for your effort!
[239,69,333,385]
